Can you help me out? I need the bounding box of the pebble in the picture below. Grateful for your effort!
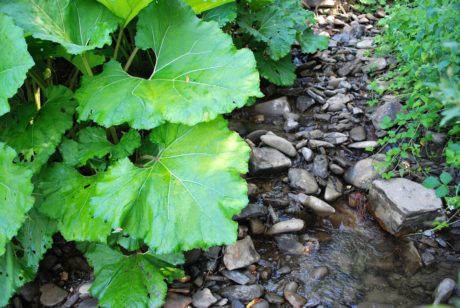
[433,278,456,304]
[275,234,307,255]
[348,141,378,149]
[78,282,92,298]
[192,288,218,308]
[220,285,264,302]
[39,283,68,307]
[313,155,329,178]
[295,193,336,216]
[223,236,260,270]
[313,266,329,280]
[222,270,251,285]
[344,154,385,189]
[253,97,291,116]
[234,203,268,220]
[324,177,344,202]
[330,163,344,175]
[296,96,316,112]
[260,134,297,157]
[284,282,307,308]
[164,293,192,308]
[249,218,266,235]
[249,147,291,175]
[301,147,314,162]
[267,218,305,235]
[77,298,98,308]
[350,126,366,141]
[357,38,374,48]
[323,132,348,145]
[288,168,319,194]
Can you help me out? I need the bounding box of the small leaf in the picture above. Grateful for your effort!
[0,142,34,256]
[90,117,250,253]
[185,0,234,13]
[435,185,449,198]
[0,0,119,54]
[201,2,237,27]
[38,164,112,242]
[0,86,76,174]
[439,171,453,185]
[0,210,56,306]
[96,0,152,26]
[0,13,34,116]
[76,0,261,129]
[297,29,329,54]
[422,176,441,189]
[84,244,184,307]
[254,52,296,86]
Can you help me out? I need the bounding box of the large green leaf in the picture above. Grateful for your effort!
[238,0,310,60]
[38,164,112,242]
[0,210,55,306]
[0,143,34,257]
[0,210,55,307]
[201,2,237,27]
[297,29,329,54]
[84,244,184,307]
[96,0,152,27]
[185,0,234,13]
[90,117,250,253]
[255,52,296,86]
[76,0,261,130]
[0,86,76,174]
[0,13,34,116]
[60,127,140,167]
[0,0,119,55]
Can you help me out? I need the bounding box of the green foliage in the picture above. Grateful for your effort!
[0,0,268,305]
[353,0,387,13]
[422,172,453,198]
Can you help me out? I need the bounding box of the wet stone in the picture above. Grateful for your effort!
[433,278,456,304]
[324,177,344,202]
[296,96,316,112]
[220,285,264,302]
[344,154,385,189]
[301,147,314,162]
[249,148,291,175]
[234,203,268,220]
[350,126,366,141]
[372,101,402,130]
[313,266,329,280]
[348,141,378,149]
[223,236,260,270]
[295,193,336,216]
[192,288,218,308]
[267,218,305,235]
[313,155,329,178]
[164,293,192,308]
[260,134,297,157]
[222,270,251,285]
[275,234,307,255]
[77,298,98,308]
[288,168,319,194]
[253,97,291,116]
[40,283,68,307]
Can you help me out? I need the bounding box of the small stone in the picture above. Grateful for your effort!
[338,59,360,77]
[369,178,443,234]
[252,299,270,308]
[234,204,268,220]
[348,141,378,149]
[350,126,366,141]
[313,266,329,280]
[164,293,192,308]
[326,94,352,111]
[400,241,423,275]
[330,163,344,175]
[288,168,319,194]
[20,282,39,302]
[372,101,402,129]
[78,282,92,298]
[224,236,260,270]
[301,147,314,162]
[222,271,251,285]
[249,218,265,235]
[309,139,335,149]
[284,118,299,132]
[260,134,297,157]
[284,290,307,308]
[295,193,336,216]
[304,0,336,8]
[246,130,268,144]
[253,97,291,116]
[365,58,387,72]
[421,251,436,266]
[313,155,329,178]
[249,148,291,175]
[77,298,98,308]
[357,38,374,49]
[267,219,305,235]
[296,96,316,112]
[307,89,326,104]
[275,234,307,255]
[324,177,344,202]
[220,285,264,302]
[433,278,456,304]
[344,154,385,189]
[192,288,218,308]
[265,293,285,304]
[40,283,68,307]
[323,132,348,145]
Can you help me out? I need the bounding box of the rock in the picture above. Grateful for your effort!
[306,89,326,104]
[324,177,344,202]
[324,132,348,145]
[284,118,299,132]
[249,218,266,235]
[252,299,270,308]
[313,155,329,178]
[267,219,305,235]
[326,94,352,111]
[78,282,92,298]
[421,251,436,266]
[192,288,218,308]
[296,193,336,216]
[369,178,443,234]
[234,203,268,220]
[348,141,378,149]
[357,38,374,49]
[338,59,360,76]
[248,183,258,198]
[304,0,336,8]
[20,282,39,302]
[249,148,291,175]
[350,126,366,141]
[433,278,456,304]
[365,58,387,72]
[296,96,316,112]
[265,293,285,304]
[40,283,68,307]
[222,270,251,285]
[284,283,307,308]
[313,266,329,280]
[344,154,385,189]
[224,236,260,270]
[400,241,422,274]
[260,134,297,157]
[288,168,319,194]
[77,298,98,308]
[221,285,264,302]
[372,101,402,129]
[301,147,314,162]
[164,293,192,308]
[330,163,344,175]
[309,140,335,149]
[253,97,290,116]
[275,234,307,255]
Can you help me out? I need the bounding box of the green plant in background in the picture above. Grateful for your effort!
[0,0,320,306]
[353,0,387,13]
[203,0,329,86]
[371,0,460,229]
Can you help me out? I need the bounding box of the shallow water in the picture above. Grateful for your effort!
[254,200,459,307]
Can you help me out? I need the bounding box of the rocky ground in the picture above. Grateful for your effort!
[10,3,460,308]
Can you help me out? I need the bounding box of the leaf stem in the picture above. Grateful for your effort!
[33,84,41,111]
[109,126,119,144]
[28,70,47,91]
[124,48,139,72]
[113,26,125,60]
[81,53,94,77]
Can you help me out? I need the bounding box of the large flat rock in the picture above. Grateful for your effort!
[369,178,442,234]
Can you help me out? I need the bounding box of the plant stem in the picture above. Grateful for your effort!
[109,126,119,144]
[124,48,139,72]
[33,84,41,111]
[81,54,93,77]
[28,70,47,90]
[113,26,125,60]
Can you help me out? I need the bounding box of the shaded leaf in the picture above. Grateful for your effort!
[96,0,152,26]
[439,171,453,185]
[0,13,34,116]
[422,176,441,189]
[0,143,34,256]
[255,52,295,86]
[201,2,237,27]
[91,117,250,253]
[0,86,76,173]
[76,0,261,129]
[0,0,119,54]
[435,185,449,198]
[185,0,234,13]
[60,128,140,167]
[84,244,184,307]
[0,210,56,306]
[297,29,329,54]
